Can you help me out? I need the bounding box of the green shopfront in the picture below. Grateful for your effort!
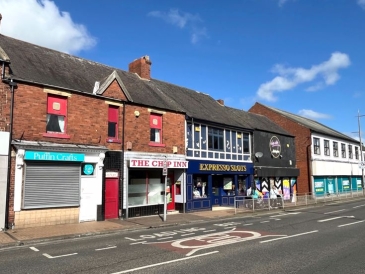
[313,176,362,196]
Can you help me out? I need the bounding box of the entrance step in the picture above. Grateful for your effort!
[167,210,180,215]
[212,206,234,211]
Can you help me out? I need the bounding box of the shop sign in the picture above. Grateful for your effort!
[130,159,188,169]
[24,151,85,162]
[199,163,246,172]
[106,171,119,178]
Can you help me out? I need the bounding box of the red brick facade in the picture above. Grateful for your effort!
[249,103,312,194]
[1,77,185,225]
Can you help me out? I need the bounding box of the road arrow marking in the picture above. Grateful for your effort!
[43,253,77,259]
[29,247,39,252]
[318,216,355,222]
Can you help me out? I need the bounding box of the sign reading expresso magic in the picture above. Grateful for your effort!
[24,151,85,162]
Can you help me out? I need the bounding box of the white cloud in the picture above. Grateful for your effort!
[298,109,332,120]
[257,52,351,102]
[0,0,96,54]
[278,0,296,7]
[358,0,365,9]
[148,9,207,44]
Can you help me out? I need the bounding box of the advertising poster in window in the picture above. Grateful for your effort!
[224,178,232,190]
[342,179,350,191]
[314,180,324,195]
[290,178,297,203]
[283,178,290,200]
[327,178,334,194]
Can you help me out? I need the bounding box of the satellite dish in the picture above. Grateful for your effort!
[255,152,263,158]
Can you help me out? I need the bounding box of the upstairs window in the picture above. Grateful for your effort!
[341,143,346,158]
[45,94,68,137]
[150,113,162,144]
[324,140,330,156]
[208,128,224,151]
[348,145,353,159]
[313,137,320,155]
[355,147,359,160]
[108,105,119,140]
[333,142,338,157]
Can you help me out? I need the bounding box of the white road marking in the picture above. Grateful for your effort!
[125,237,143,241]
[338,220,365,227]
[242,223,253,226]
[29,247,39,252]
[260,221,270,223]
[269,212,301,218]
[203,229,216,233]
[224,226,236,229]
[353,205,365,209]
[43,253,77,259]
[273,218,281,221]
[181,233,195,237]
[95,246,117,251]
[157,237,173,241]
[111,251,219,274]
[318,216,354,222]
[324,209,345,214]
[130,241,147,245]
[260,230,318,243]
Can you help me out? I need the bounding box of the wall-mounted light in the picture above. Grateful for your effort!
[16,149,25,169]
[172,146,178,154]
[98,153,105,169]
[134,110,140,117]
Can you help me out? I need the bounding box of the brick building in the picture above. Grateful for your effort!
[249,102,362,195]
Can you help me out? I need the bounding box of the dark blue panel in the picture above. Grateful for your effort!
[222,197,228,205]
[187,160,253,175]
[193,200,202,208]
[202,199,211,208]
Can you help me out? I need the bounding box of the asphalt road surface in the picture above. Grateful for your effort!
[2,199,365,274]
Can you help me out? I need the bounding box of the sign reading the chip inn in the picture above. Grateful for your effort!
[130,159,188,169]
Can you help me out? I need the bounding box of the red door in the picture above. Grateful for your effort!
[105,178,119,219]
[167,174,175,211]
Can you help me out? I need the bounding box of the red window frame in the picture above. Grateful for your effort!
[107,105,121,143]
[43,94,70,139]
[149,113,165,147]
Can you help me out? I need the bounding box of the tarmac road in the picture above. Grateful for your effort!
[1,200,365,274]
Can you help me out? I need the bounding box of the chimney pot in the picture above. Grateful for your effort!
[217,99,224,106]
[129,55,152,80]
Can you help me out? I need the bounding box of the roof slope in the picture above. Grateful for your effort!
[255,103,357,142]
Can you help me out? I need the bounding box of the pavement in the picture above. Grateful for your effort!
[0,208,245,249]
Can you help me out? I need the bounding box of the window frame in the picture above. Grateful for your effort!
[43,94,70,139]
[341,143,346,158]
[149,113,165,147]
[355,146,359,160]
[348,144,353,159]
[208,127,224,151]
[324,139,330,156]
[313,137,320,155]
[333,141,338,157]
[107,105,121,143]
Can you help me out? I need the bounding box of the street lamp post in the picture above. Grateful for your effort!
[357,111,365,190]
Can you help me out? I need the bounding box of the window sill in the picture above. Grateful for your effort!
[43,133,71,139]
[106,138,122,144]
[149,142,166,147]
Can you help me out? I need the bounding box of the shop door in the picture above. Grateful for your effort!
[167,175,175,211]
[211,177,222,206]
[105,178,119,219]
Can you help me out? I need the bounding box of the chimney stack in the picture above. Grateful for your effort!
[129,55,152,80]
[217,99,224,106]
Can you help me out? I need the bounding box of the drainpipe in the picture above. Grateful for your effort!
[4,78,17,230]
[121,102,126,219]
[307,139,313,196]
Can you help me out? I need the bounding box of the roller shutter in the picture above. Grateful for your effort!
[24,161,80,209]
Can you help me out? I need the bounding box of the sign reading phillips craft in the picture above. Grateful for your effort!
[269,136,281,158]
[199,163,246,172]
[130,159,189,169]
[24,151,85,162]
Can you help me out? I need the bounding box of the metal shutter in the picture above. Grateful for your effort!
[24,161,80,209]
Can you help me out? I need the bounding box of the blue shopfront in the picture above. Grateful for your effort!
[186,160,253,211]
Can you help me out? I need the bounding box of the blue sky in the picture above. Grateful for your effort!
[1,0,365,139]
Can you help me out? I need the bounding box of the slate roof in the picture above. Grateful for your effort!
[255,103,358,142]
[0,34,287,135]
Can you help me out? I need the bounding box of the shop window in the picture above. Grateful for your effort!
[193,175,208,199]
[355,146,359,160]
[44,94,69,138]
[324,140,330,156]
[333,141,338,157]
[175,181,181,195]
[150,113,163,146]
[81,163,96,176]
[313,137,320,155]
[108,105,120,141]
[223,177,235,196]
[243,133,250,153]
[341,143,346,158]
